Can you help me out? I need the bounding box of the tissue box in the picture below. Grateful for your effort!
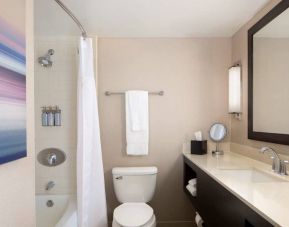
[191,140,207,155]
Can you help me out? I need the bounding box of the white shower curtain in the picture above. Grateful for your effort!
[77,37,108,227]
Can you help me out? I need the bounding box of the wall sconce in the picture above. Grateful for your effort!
[228,64,241,119]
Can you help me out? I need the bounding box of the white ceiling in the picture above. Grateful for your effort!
[35,0,270,37]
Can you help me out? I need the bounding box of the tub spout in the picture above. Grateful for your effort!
[46,181,55,191]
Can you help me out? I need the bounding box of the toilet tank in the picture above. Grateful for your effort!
[112,167,158,203]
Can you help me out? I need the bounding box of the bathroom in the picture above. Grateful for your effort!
[1,0,289,226]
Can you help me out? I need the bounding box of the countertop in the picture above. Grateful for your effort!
[183,151,289,227]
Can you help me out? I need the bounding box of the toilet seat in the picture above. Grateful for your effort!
[113,203,154,227]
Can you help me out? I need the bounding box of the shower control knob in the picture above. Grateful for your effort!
[38,148,66,167]
[47,153,57,166]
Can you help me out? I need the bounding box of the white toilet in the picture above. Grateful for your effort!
[112,166,158,227]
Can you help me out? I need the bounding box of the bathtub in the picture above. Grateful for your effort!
[36,195,77,227]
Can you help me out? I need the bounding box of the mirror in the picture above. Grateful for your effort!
[248,1,289,145]
[209,123,227,155]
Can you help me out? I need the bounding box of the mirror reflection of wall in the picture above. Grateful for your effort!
[253,8,289,134]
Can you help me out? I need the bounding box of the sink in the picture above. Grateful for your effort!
[218,169,286,183]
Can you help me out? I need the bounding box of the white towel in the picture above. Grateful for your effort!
[186,184,197,197]
[195,212,204,227]
[189,178,197,187]
[125,90,149,155]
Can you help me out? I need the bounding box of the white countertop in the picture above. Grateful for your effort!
[183,151,289,227]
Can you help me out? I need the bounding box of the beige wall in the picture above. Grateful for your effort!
[0,0,35,226]
[98,38,231,225]
[34,36,78,195]
[231,0,289,160]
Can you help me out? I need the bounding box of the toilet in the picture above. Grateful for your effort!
[112,167,158,227]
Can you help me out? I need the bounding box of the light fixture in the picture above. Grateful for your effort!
[228,64,241,119]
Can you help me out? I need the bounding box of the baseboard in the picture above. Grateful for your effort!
[109,220,196,227]
[157,221,196,227]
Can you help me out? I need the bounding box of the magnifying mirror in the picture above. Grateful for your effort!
[209,123,227,155]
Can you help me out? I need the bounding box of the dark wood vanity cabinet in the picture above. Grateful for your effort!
[183,156,274,227]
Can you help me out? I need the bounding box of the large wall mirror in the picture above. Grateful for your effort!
[248,1,289,145]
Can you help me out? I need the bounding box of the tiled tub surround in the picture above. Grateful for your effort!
[35,36,78,194]
[183,151,289,227]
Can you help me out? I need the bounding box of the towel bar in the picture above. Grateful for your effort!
[105,91,164,96]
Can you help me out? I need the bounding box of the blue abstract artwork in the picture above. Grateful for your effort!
[0,16,26,164]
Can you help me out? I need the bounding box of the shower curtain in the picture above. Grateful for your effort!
[77,37,108,227]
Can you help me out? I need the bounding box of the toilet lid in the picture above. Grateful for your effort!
[114,203,153,227]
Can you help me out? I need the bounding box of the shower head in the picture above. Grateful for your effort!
[38,49,54,67]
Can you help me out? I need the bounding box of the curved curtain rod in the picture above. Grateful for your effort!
[54,0,88,38]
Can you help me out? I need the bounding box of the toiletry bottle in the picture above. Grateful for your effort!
[41,107,48,126]
[54,106,61,126]
[47,106,54,126]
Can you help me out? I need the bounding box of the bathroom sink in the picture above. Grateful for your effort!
[218,169,286,183]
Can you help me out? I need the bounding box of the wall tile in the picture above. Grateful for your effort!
[35,36,78,195]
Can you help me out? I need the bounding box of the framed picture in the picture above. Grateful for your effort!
[0,3,26,164]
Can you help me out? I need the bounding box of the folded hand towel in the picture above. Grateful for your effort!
[125,90,149,155]
[189,178,197,187]
[186,184,197,197]
[195,212,204,227]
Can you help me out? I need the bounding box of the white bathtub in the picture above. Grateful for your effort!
[36,195,77,227]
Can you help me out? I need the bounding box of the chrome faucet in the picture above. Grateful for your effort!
[46,181,55,191]
[260,147,289,175]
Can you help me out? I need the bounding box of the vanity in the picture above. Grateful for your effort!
[183,1,289,226]
[183,151,289,227]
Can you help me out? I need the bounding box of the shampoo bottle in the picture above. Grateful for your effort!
[47,106,54,126]
[41,107,48,126]
[54,106,61,126]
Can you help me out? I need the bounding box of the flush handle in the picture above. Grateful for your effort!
[115,176,123,180]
